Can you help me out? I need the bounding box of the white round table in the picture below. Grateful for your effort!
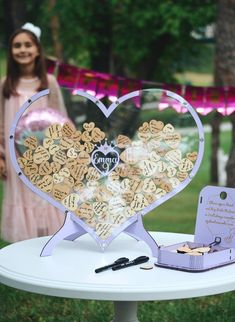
[0,232,235,322]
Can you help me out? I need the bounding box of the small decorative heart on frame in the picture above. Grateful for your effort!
[9,88,204,255]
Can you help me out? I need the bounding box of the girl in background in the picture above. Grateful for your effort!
[0,23,66,242]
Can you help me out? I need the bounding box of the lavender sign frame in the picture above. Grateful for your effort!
[9,89,204,257]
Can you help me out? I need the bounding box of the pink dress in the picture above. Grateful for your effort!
[0,75,66,242]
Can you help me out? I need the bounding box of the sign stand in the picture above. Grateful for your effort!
[40,213,158,257]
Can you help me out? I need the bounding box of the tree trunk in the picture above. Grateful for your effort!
[88,1,112,73]
[226,114,235,187]
[214,0,235,187]
[210,112,221,183]
[48,0,64,60]
[2,0,26,44]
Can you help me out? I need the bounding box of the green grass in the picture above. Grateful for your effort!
[0,131,234,322]
[0,288,234,322]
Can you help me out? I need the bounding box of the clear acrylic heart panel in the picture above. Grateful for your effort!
[10,88,204,244]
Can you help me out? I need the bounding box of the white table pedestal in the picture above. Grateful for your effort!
[112,301,139,322]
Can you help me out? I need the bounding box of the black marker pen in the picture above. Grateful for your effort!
[112,256,149,271]
[95,257,129,273]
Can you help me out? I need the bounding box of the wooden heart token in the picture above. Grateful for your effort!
[17,157,28,168]
[83,122,95,132]
[65,158,77,169]
[74,141,84,152]
[91,127,105,142]
[121,191,134,204]
[70,164,88,180]
[29,173,40,184]
[138,132,151,142]
[164,132,181,149]
[67,148,78,159]
[33,146,50,164]
[149,120,164,133]
[111,214,126,225]
[142,178,156,193]
[23,149,33,161]
[81,130,92,142]
[124,206,135,217]
[84,142,94,153]
[51,161,61,173]
[177,171,188,181]
[156,161,167,173]
[60,137,74,150]
[155,188,167,199]
[147,140,161,152]
[24,161,38,176]
[71,130,82,141]
[93,201,109,217]
[186,151,198,162]
[63,176,75,187]
[52,150,67,165]
[38,161,52,175]
[43,138,54,149]
[36,175,53,193]
[53,183,70,201]
[61,122,75,137]
[169,177,180,188]
[53,173,64,184]
[76,202,93,219]
[49,144,60,155]
[163,123,174,133]
[86,167,101,181]
[96,223,112,239]
[130,193,148,211]
[59,167,70,178]
[116,135,132,149]
[165,149,182,167]
[24,136,38,150]
[178,158,194,172]
[62,193,80,211]
[139,160,158,177]
[45,123,62,139]
[77,151,90,165]
[166,166,177,177]
[115,164,130,177]
[138,122,149,133]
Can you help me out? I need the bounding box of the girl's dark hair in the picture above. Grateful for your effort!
[3,28,48,99]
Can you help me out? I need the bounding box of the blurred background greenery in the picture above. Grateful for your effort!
[0,1,235,321]
[0,0,216,83]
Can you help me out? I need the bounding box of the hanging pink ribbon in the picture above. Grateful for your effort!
[46,58,235,115]
[76,69,98,96]
[96,77,119,101]
[57,63,79,89]
[225,87,235,115]
[159,84,183,112]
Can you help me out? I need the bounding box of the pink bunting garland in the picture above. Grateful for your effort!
[46,58,235,115]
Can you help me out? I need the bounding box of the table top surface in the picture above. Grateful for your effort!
[0,232,235,301]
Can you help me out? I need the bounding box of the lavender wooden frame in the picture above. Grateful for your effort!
[9,89,204,257]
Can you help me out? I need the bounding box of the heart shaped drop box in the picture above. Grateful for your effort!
[9,88,204,255]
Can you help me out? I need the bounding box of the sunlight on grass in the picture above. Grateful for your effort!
[175,72,213,86]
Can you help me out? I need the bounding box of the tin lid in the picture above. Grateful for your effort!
[194,185,235,248]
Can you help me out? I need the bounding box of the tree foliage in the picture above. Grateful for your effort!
[1,0,216,82]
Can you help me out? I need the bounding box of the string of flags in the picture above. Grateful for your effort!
[46,58,235,116]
